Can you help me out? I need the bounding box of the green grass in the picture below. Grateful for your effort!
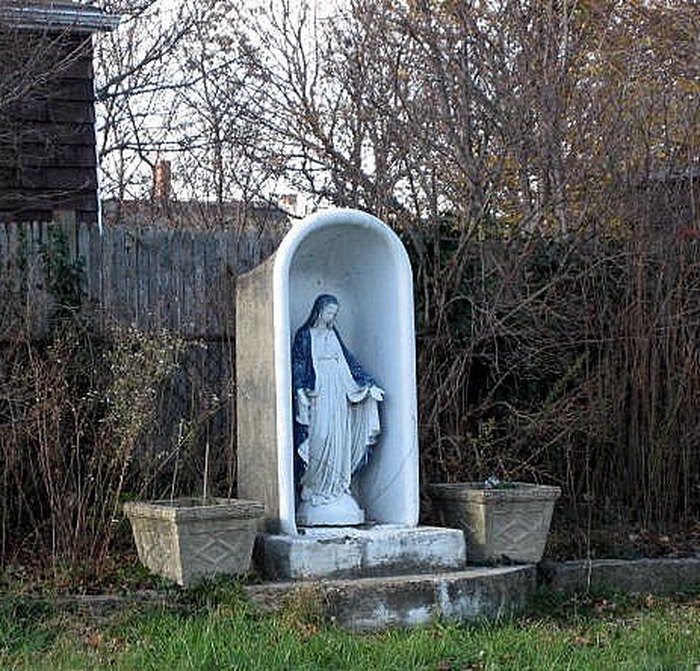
[2,584,700,670]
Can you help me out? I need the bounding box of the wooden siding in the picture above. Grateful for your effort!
[0,221,282,339]
[0,31,98,224]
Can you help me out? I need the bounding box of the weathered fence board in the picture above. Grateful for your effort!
[0,221,281,339]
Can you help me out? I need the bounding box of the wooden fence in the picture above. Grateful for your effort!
[0,220,283,494]
[0,220,281,339]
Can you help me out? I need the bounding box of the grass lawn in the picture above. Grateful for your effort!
[2,582,700,670]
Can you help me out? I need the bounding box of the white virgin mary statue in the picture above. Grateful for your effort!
[292,294,385,526]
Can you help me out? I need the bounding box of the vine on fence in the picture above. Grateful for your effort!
[40,228,85,321]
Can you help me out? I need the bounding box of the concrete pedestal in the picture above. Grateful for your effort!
[257,525,466,580]
[247,565,536,631]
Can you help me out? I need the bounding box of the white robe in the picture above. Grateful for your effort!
[297,327,380,505]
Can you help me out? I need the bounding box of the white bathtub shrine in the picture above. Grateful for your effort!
[236,209,466,579]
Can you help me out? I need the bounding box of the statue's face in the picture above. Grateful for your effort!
[319,302,339,327]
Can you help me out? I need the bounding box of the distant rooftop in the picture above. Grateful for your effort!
[0,1,120,33]
[101,198,291,233]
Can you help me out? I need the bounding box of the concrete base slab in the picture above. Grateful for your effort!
[540,557,700,594]
[256,525,466,580]
[247,565,536,631]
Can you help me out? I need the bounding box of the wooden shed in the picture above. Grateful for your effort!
[0,1,118,224]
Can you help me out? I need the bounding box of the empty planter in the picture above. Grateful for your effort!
[429,482,560,564]
[124,497,264,586]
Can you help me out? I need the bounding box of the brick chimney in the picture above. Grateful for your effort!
[154,159,171,202]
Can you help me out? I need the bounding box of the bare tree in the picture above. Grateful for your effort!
[94,0,200,205]
[222,0,700,531]
[171,1,282,215]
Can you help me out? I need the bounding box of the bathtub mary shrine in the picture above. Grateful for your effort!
[236,209,466,579]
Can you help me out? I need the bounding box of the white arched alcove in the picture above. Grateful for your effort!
[237,209,419,535]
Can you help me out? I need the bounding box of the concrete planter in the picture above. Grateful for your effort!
[428,482,560,564]
[124,498,264,586]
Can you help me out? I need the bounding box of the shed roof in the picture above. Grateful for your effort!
[1,1,120,33]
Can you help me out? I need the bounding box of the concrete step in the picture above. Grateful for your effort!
[246,565,536,631]
[257,525,467,581]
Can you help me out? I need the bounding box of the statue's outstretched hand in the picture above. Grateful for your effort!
[369,385,385,402]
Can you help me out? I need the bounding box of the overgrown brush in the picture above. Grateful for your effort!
[0,322,182,572]
[414,225,700,533]
[0,229,195,576]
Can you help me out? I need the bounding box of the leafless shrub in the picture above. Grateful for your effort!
[0,321,184,572]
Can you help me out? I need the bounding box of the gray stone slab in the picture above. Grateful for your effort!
[236,257,281,531]
[257,525,466,580]
[540,557,700,594]
[246,565,536,631]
